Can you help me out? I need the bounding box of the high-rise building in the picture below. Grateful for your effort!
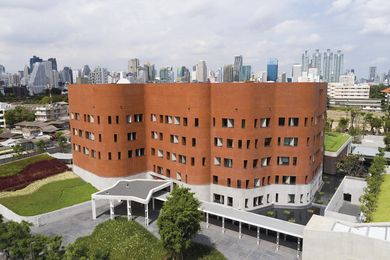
[143,62,156,82]
[323,49,333,82]
[267,58,278,82]
[28,61,53,94]
[60,67,73,84]
[239,65,251,82]
[89,67,108,84]
[233,55,243,82]
[69,82,326,210]
[292,64,302,82]
[176,66,190,83]
[29,55,43,73]
[82,65,91,77]
[311,49,322,76]
[0,65,5,74]
[302,50,310,73]
[369,66,377,82]
[223,65,233,82]
[159,66,174,83]
[196,60,207,83]
[48,58,57,71]
[333,50,344,83]
[128,58,140,77]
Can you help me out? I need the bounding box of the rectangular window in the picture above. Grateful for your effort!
[293,157,297,166]
[183,117,188,126]
[278,117,285,126]
[128,150,133,158]
[261,157,271,167]
[159,132,163,140]
[135,114,143,122]
[246,180,250,189]
[179,155,186,164]
[289,117,299,126]
[227,139,233,148]
[275,175,279,184]
[97,116,100,124]
[191,157,195,166]
[166,152,170,160]
[227,197,233,207]
[151,148,155,156]
[222,118,234,128]
[170,135,179,144]
[202,157,206,166]
[135,148,145,157]
[194,118,199,127]
[116,116,119,124]
[108,116,112,124]
[150,114,157,122]
[241,119,246,128]
[192,138,196,147]
[246,140,250,149]
[159,115,164,123]
[255,139,258,149]
[278,156,290,165]
[182,136,186,145]
[283,137,298,146]
[260,118,270,128]
[108,152,112,160]
[254,119,258,128]
[214,157,221,166]
[304,117,308,126]
[165,115,173,124]
[171,153,177,162]
[243,160,248,169]
[213,175,218,184]
[118,152,121,160]
[151,131,158,140]
[227,178,231,187]
[288,194,295,203]
[126,115,132,123]
[166,169,171,178]
[214,137,223,147]
[224,158,233,168]
[254,178,260,187]
[238,140,242,149]
[237,180,241,189]
[127,132,136,141]
[158,149,164,158]
[113,134,117,142]
[176,172,182,181]
[173,116,180,125]
[212,117,216,127]
[252,159,258,168]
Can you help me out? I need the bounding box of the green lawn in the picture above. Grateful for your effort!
[0,154,53,177]
[324,132,350,152]
[66,218,225,260]
[372,175,390,222]
[0,178,97,216]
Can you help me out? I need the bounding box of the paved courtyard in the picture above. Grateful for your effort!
[32,201,300,260]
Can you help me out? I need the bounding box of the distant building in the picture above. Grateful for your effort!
[369,66,377,82]
[82,65,91,77]
[196,60,207,83]
[27,61,53,95]
[89,67,108,84]
[176,66,190,83]
[34,102,68,122]
[48,58,57,71]
[328,73,369,99]
[128,58,140,77]
[292,64,302,82]
[159,66,174,83]
[239,65,251,82]
[29,55,43,73]
[223,65,233,82]
[0,65,5,74]
[233,55,243,82]
[60,67,73,84]
[267,58,278,82]
[0,102,12,128]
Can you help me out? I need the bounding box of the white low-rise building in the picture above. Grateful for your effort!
[34,102,68,122]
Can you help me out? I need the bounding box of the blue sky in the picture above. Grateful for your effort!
[0,0,389,79]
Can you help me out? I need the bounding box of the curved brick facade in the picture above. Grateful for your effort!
[69,82,326,209]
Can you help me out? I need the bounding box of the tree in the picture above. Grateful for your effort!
[157,187,203,259]
[384,133,390,151]
[36,140,46,153]
[349,107,360,129]
[39,96,51,104]
[56,132,66,152]
[4,106,35,126]
[336,154,367,177]
[370,117,383,134]
[337,117,349,132]
[12,144,25,158]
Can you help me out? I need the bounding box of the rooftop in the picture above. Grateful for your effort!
[324,132,351,152]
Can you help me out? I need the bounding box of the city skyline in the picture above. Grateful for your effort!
[0,0,389,78]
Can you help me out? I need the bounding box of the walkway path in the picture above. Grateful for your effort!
[32,202,299,259]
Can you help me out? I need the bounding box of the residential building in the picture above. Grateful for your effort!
[89,67,108,84]
[69,82,326,210]
[267,58,278,82]
[34,102,69,122]
[223,65,233,82]
[0,102,12,128]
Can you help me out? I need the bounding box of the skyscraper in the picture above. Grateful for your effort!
[302,50,310,73]
[60,67,73,84]
[233,55,243,82]
[323,49,333,82]
[369,66,377,82]
[311,49,322,76]
[159,66,174,83]
[82,65,91,77]
[239,65,251,82]
[29,55,43,73]
[223,65,233,82]
[333,50,343,82]
[196,60,207,82]
[0,65,5,74]
[89,67,108,84]
[48,58,57,71]
[128,58,140,77]
[176,66,190,83]
[292,64,302,82]
[267,58,278,82]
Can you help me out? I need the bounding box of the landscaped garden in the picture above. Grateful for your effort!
[0,177,97,216]
[324,132,350,152]
[0,154,68,191]
[372,174,390,222]
[65,217,225,260]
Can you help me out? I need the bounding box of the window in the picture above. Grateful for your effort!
[213,194,224,204]
[255,139,258,149]
[166,169,171,178]
[157,149,163,158]
[304,117,308,126]
[214,157,221,166]
[165,115,173,124]
[113,134,117,142]
[213,175,218,184]
[151,148,155,156]
[151,131,158,140]
[264,138,272,147]
[159,133,163,140]
[135,114,143,122]
[261,157,271,167]
[150,114,157,122]
[171,153,177,162]
[159,115,164,123]
[191,157,195,166]
[194,118,199,127]
[86,131,95,140]
[214,137,223,147]
[128,150,133,158]
[115,116,119,124]
[222,118,234,128]
[157,166,163,174]
[97,116,100,124]
[246,180,250,189]
[246,140,250,149]
[135,148,145,157]
[75,113,80,120]
[243,160,248,169]
[91,150,96,158]
[108,152,112,160]
[284,137,298,146]
[227,178,231,187]
[84,114,86,122]
[254,119,258,128]
[275,193,279,203]
[202,157,206,166]
[227,197,233,206]
[253,196,263,206]
[277,137,281,146]
[212,117,216,127]
[254,178,260,187]
[182,136,186,145]
[260,118,270,128]
[166,152,170,160]
[70,112,75,119]
[179,155,186,164]
[78,130,83,137]
[173,116,180,125]
[283,176,296,185]
[293,157,297,166]
[227,139,233,148]
[183,117,188,126]
[192,138,196,147]
[241,119,246,128]
[176,172,182,181]
[128,132,136,141]
[289,117,299,126]
[99,134,102,142]
[245,198,248,208]
[224,158,233,168]
[83,147,89,155]
[108,116,112,124]
[118,152,121,160]
[170,135,179,144]
[278,157,290,165]
[275,175,279,184]
[126,115,132,123]
[238,140,242,149]
[288,194,295,203]
[278,117,285,126]
[252,159,258,168]
[237,180,242,189]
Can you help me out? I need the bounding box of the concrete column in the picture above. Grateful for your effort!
[206,213,209,228]
[127,200,132,220]
[239,222,242,239]
[276,232,280,251]
[145,203,149,226]
[152,198,155,211]
[257,227,260,245]
[92,199,96,220]
[109,200,114,220]
[297,238,301,258]
[222,217,225,233]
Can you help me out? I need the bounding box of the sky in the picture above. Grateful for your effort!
[0,0,389,79]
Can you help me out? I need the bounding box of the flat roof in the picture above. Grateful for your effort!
[93,179,172,204]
